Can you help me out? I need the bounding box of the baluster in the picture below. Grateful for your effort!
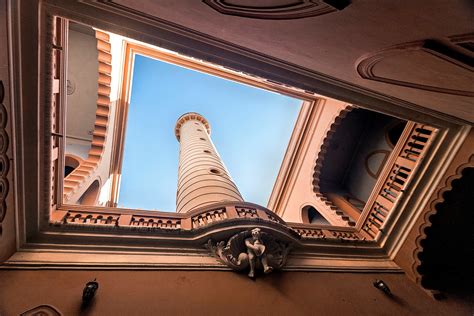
[415,126,433,136]
[364,222,378,238]
[72,214,82,223]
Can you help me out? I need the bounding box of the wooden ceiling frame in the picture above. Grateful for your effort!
[106,40,319,207]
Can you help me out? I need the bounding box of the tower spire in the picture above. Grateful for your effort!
[175,112,243,213]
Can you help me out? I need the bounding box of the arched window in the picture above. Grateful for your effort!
[302,205,330,225]
[64,154,82,177]
[78,180,100,205]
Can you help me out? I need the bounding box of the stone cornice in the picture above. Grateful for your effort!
[2,249,401,272]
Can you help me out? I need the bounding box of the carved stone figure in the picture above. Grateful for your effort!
[207,228,291,278]
[245,228,272,277]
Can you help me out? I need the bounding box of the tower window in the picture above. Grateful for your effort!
[64,155,82,177]
[209,168,221,175]
[77,180,100,206]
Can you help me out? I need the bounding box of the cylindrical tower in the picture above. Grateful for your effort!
[175,112,243,213]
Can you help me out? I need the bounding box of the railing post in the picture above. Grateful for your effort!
[256,209,270,220]
[50,210,68,224]
[118,214,132,227]
[181,217,192,230]
[225,206,239,219]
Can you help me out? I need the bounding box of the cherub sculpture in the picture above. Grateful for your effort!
[207,228,291,278]
[245,228,272,277]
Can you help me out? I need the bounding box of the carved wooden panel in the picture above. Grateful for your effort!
[203,0,350,20]
[21,305,62,316]
[357,34,474,97]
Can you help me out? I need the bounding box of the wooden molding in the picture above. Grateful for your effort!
[3,248,401,272]
[356,36,474,97]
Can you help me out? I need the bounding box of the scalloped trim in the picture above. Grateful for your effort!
[0,79,9,226]
[411,154,474,284]
[311,105,355,225]
[63,29,112,202]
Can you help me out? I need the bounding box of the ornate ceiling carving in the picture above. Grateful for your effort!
[356,34,474,97]
[202,0,350,20]
[20,305,62,316]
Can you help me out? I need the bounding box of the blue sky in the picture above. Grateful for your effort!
[118,54,302,211]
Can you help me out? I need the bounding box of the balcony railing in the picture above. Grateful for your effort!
[51,202,364,242]
[289,223,366,241]
[357,123,437,239]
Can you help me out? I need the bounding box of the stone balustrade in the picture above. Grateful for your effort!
[63,211,120,226]
[130,216,181,229]
[290,223,365,241]
[235,206,259,218]
[191,207,227,228]
[51,202,369,242]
